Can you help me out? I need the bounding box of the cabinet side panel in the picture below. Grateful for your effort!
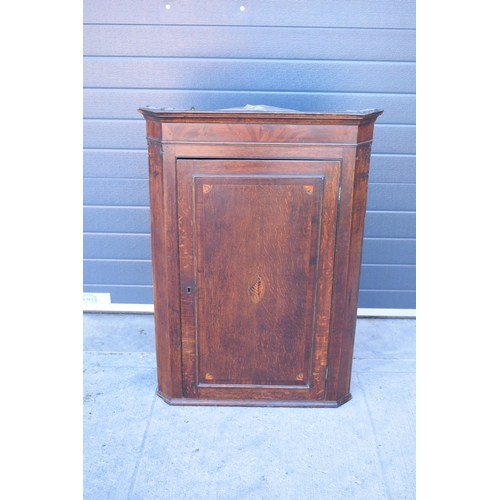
[326,144,372,401]
[151,145,183,398]
[356,122,375,143]
[147,140,172,396]
[146,119,161,140]
[337,143,373,397]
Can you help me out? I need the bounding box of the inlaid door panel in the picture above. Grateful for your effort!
[177,159,341,401]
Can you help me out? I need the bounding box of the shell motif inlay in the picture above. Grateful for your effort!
[249,274,265,303]
[203,184,212,194]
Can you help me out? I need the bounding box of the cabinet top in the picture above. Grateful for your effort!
[137,105,383,125]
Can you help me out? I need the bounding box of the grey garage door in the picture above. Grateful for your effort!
[83,0,416,309]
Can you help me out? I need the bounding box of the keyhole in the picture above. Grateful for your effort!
[186,286,192,294]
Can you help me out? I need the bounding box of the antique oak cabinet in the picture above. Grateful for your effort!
[138,105,383,407]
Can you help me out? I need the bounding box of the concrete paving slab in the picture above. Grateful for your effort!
[129,377,388,500]
[86,352,157,369]
[352,357,416,373]
[357,371,416,500]
[83,353,157,499]
[354,318,416,360]
[83,313,156,352]
[83,314,416,500]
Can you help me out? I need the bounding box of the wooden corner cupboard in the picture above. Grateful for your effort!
[138,105,383,407]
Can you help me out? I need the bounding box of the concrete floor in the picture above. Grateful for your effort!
[83,313,415,500]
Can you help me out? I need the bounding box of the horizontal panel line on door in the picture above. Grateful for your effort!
[84,258,152,263]
[84,55,415,65]
[83,86,416,96]
[83,175,149,184]
[83,23,416,32]
[366,210,416,214]
[83,204,149,209]
[368,181,416,186]
[84,284,153,288]
[362,264,415,268]
[364,237,416,241]
[84,147,147,152]
[84,231,151,236]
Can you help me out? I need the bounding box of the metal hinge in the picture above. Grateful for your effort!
[325,367,329,381]
[338,186,342,201]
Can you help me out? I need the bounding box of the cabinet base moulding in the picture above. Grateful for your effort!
[157,389,352,408]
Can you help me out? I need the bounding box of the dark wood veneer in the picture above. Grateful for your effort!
[139,107,383,407]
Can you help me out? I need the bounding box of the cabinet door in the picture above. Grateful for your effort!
[177,159,341,404]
